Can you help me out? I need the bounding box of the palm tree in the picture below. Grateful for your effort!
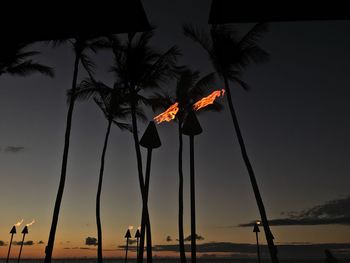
[44,36,109,263]
[151,67,220,263]
[73,78,146,263]
[183,24,279,263]
[0,42,54,77]
[109,31,180,263]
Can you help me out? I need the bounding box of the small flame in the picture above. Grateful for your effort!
[14,219,24,227]
[257,221,261,225]
[128,226,134,230]
[193,89,225,111]
[154,102,179,124]
[137,226,141,230]
[26,219,35,227]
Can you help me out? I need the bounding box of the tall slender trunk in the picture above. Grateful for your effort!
[129,89,149,263]
[224,77,279,263]
[189,135,196,263]
[44,50,81,263]
[178,121,187,263]
[96,120,112,263]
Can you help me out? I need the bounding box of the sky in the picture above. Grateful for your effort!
[0,0,350,260]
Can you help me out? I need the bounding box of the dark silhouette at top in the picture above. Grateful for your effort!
[183,23,279,263]
[324,249,338,263]
[108,31,180,263]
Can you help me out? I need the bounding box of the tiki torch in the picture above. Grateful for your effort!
[124,228,132,263]
[182,111,203,263]
[253,221,261,263]
[139,121,162,263]
[17,226,28,263]
[7,219,24,263]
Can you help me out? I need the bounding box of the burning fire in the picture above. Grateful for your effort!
[257,221,261,225]
[14,219,24,227]
[26,219,35,227]
[128,225,134,230]
[154,102,179,124]
[193,89,225,111]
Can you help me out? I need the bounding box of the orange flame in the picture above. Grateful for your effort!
[193,89,225,111]
[14,219,24,227]
[128,225,134,230]
[257,221,261,225]
[26,219,35,227]
[154,102,179,124]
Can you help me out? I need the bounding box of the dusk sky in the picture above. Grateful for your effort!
[0,0,350,259]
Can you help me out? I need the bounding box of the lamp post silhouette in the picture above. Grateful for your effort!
[182,111,202,263]
[6,226,17,263]
[17,226,28,263]
[253,222,261,263]
[124,229,131,263]
[135,228,141,257]
[139,121,162,263]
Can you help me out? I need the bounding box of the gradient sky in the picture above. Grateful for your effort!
[0,0,350,259]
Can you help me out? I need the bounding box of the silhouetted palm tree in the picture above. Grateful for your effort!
[73,78,146,263]
[151,67,220,263]
[183,24,279,263]
[0,42,54,77]
[44,36,109,263]
[109,31,180,263]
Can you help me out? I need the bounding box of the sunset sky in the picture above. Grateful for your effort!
[0,0,350,260]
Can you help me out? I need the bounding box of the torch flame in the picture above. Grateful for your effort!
[193,89,225,111]
[128,225,134,230]
[15,219,24,227]
[154,102,179,124]
[26,219,35,227]
[257,221,261,225]
[137,226,141,230]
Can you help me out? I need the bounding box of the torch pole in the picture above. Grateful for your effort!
[17,232,27,263]
[6,226,16,263]
[189,135,196,263]
[256,231,261,263]
[124,237,129,263]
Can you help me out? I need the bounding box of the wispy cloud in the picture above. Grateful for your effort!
[184,234,204,242]
[0,240,6,246]
[13,240,34,246]
[5,146,25,153]
[239,196,350,227]
[85,237,98,246]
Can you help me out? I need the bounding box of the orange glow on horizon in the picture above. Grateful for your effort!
[193,89,225,111]
[154,102,179,124]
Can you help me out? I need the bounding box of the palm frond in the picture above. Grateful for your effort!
[6,61,54,77]
[183,24,212,53]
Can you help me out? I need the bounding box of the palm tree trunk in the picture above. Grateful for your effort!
[44,50,81,263]
[189,135,196,263]
[223,77,279,263]
[96,120,112,263]
[178,121,187,263]
[129,89,148,263]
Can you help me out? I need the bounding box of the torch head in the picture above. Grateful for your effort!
[135,229,141,238]
[22,226,28,234]
[182,111,202,136]
[139,121,162,149]
[253,223,260,233]
[124,229,131,238]
[10,226,16,234]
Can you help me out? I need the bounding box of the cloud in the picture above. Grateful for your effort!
[13,240,34,246]
[37,240,44,245]
[0,240,6,246]
[166,236,172,242]
[239,196,350,227]
[5,146,25,153]
[184,234,204,242]
[85,237,98,246]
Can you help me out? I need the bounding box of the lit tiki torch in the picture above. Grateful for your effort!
[153,89,225,263]
[138,121,162,263]
[6,219,23,263]
[124,226,132,263]
[253,221,261,263]
[17,219,35,263]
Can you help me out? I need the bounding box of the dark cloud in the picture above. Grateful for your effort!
[85,237,98,246]
[13,240,34,246]
[166,236,172,242]
[0,240,6,246]
[240,196,350,227]
[184,234,204,242]
[37,240,44,244]
[5,146,25,153]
